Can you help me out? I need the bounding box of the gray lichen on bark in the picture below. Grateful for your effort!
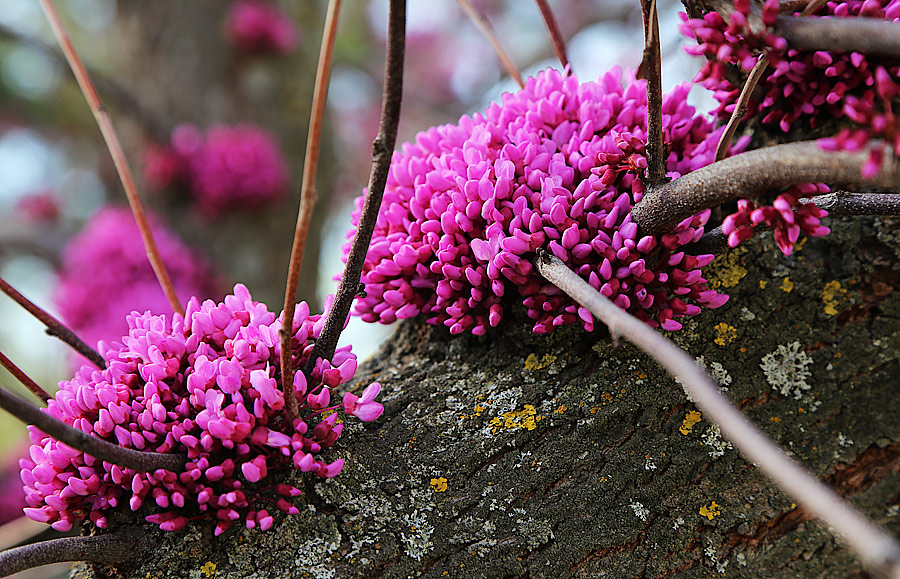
[71,215,900,578]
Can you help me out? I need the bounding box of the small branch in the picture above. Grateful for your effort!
[812,192,900,216]
[457,0,524,89]
[776,15,900,57]
[638,0,665,184]
[535,0,570,72]
[0,383,185,472]
[633,141,900,236]
[281,0,341,423]
[534,252,900,579]
[715,54,769,162]
[0,350,50,403]
[38,0,183,316]
[305,0,406,375]
[0,276,105,369]
[0,529,148,577]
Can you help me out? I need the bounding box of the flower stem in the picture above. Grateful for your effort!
[535,0,570,72]
[457,0,524,89]
[0,529,147,577]
[305,0,406,375]
[0,275,105,369]
[0,350,50,403]
[533,251,900,579]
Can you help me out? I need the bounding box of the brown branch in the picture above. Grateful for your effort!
[0,276,105,369]
[305,0,406,375]
[533,251,900,579]
[715,54,769,162]
[812,192,900,216]
[0,351,50,403]
[633,141,900,236]
[535,0,570,72]
[0,529,148,577]
[776,15,900,57]
[38,0,183,316]
[281,0,342,423]
[0,382,185,472]
[456,0,524,89]
[638,0,665,184]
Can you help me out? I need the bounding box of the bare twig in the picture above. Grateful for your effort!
[776,16,900,57]
[38,0,183,316]
[457,0,524,89]
[0,276,105,369]
[0,529,148,577]
[714,54,769,162]
[812,192,900,216]
[0,350,50,403]
[535,0,570,72]
[305,0,406,375]
[281,0,342,423]
[0,382,185,472]
[632,141,900,236]
[638,0,665,184]
[534,252,900,579]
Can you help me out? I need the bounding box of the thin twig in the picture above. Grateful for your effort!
[715,54,769,162]
[281,0,341,424]
[632,141,900,236]
[812,192,900,216]
[535,0,570,72]
[776,16,900,57]
[457,0,524,89]
[0,529,148,577]
[0,382,185,472]
[305,0,406,375]
[533,252,900,579]
[638,0,665,184]
[38,0,183,316]
[0,351,50,403]
[0,276,105,369]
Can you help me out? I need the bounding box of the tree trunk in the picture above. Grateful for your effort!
[71,215,900,578]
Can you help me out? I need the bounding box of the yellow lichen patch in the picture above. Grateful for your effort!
[706,247,748,289]
[430,477,448,492]
[200,562,217,578]
[489,404,543,432]
[780,277,794,293]
[759,280,768,289]
[680,410,702,435]
[822,280,847,316]
[700,501,721,520]
[553,404,567,414]
[713,322,737,346]
[524,353,557,370]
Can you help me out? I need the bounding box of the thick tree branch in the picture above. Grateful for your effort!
[633,141,900,236]
[305,0,406,375]
[777,16,900,57]
[457,0,524,89]
[534,251,900,579]
[0,530,148,577]
[638,0,665,184]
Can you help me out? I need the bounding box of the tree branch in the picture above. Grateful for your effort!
[0,276,105,369]
[776,15,900,57]
[304,0,406,375]
[535,0,570,72]
[0,383,185,473]
[0,350,50,403]
[638,0,665,184]
[633,141,900,236]
[715,54,769,162]
[457,0,524,89]
[0,529,148,577]
[812,192,900,216]
[534,251,900,579]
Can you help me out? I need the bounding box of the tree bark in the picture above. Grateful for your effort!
[71,214,900,578]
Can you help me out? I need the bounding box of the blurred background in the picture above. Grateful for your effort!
[0,1,710,575]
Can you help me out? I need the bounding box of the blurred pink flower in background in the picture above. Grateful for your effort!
[224,0,299,55]
[15,191,60,225]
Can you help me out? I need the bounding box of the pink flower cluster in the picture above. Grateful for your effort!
[224,0,299,55]
[144,124,290,218]
[16,191,60,224]
[55,207,218,365]
[721,183,831,255]
[22,284,382,534]
[346,68,740,335]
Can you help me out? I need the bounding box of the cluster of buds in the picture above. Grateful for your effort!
[345,68,742,335]
[23,285,382,534]
[224,0,299,55]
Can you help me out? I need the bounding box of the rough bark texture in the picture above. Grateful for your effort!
[70,215,900,578]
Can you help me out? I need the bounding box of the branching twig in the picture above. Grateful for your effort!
[38,0,183,316]
[776,16,900,57]
[534,252,900,579]
[281,0,342,423]
[304,0,406,375]
[632,141,900,236]
[0,276,105,369]
[0,529,148,577]
[457,0,524,89]
[535,0,570,72]
[638,0,665,184]
[0,351,50,403]
[0,382,185,472]
[714,54,769,162]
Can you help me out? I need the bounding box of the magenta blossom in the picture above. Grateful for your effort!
[343,382,384,422]
[22,284,382,535]
[225,0,299,55]
[345,68,743,335]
